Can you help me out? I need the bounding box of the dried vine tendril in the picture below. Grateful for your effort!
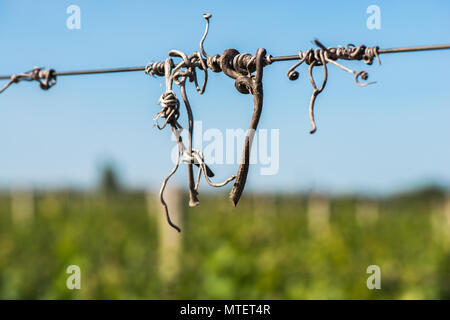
[287,39,381,133]
[146,17,237,232]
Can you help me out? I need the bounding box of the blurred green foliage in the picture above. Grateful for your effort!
[0,186,449,299]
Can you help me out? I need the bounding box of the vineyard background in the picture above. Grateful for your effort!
[0,167,449,299]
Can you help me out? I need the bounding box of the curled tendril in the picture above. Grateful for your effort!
[159,128,183,233]
[355,71,374,87]
[200,13,212,59]
[308,51,328,134]
[287,39,380,133]
[199,13,222,72]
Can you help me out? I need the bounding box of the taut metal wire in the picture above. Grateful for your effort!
[1,44,449,81]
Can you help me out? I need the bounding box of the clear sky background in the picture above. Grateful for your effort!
[0,0,449,194]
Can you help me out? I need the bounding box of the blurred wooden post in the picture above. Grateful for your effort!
[146,187,182,285]
[307,194,330,235]
[445,195,450,229]
[11,186,34,226]
[431,194,450,249]
[445,195,450,247]
[355,201,379,227]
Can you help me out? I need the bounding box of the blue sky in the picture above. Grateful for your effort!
[0,0,449,194]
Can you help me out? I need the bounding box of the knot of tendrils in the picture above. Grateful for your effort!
[0,67,56,94]
[24,67,57,90]
[287,42,380,80]
[155,90,181,130]
[37,68,57,90]
[326,44,381,65]
[233,53,256,75]
[145,61,171,77]
[183,149,235,189]
[206,54,222,73]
